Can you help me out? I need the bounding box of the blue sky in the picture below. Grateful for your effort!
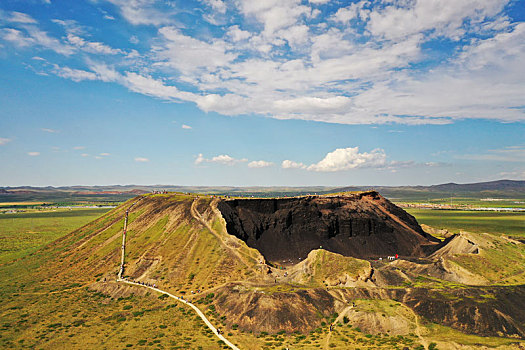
[0,0,524,187]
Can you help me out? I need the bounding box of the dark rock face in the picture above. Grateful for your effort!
[400,286,525,338]
[338,285,525,338]
[217,191,439,262]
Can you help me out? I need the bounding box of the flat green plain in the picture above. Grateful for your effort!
[406,209,525,238]
[0,208,110,264]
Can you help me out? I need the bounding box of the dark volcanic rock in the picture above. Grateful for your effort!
[217,191,439,262]
[399,285,525,338]
[339,285,525,338]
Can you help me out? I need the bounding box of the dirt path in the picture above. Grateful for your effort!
[118,197,143,279]
[410,307,428,350]
[190,198,254,270]
[116,195,240,350]
[118,278,240,350]
[324,305,353,349]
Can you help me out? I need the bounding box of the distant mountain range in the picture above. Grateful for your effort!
[333,180,525,199]
[428,180,525,192]
[1,180,524,203]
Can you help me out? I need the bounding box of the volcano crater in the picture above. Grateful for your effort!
[217,191,439,263]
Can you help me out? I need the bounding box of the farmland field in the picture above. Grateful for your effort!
[0,208,111,264]
[406,209,525,238]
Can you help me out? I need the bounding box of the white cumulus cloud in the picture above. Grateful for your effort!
[281,159,307,169]
[195,153,248,166]
[282,147,389,171]
[248,160,273,168]
[4,0,523,126]
[307,147,387,172]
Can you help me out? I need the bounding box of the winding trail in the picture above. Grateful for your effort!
[116,195,240,350]
[324,305,353,350]
[117,278,240,350]
[190,198,254,270]
[410,307,428,350]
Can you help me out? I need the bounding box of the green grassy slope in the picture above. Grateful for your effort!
[1,193,523,349]
[0,194,261,349]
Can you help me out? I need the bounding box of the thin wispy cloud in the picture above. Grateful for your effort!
[196,154,274,168]
[41,128,59,133]
[27,151,40,156]
[9,11,37,24]
[104,0,177,26]
[0,137,12,146]
[134,157,149,162]
[93,153,111,159]
[181,124,192,129]
[65,33,124,55]
[498,170,525,179]
[456,146,525,162]
[73,146,85,150]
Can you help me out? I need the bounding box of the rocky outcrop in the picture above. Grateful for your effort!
[429,233,480,259]
[400,286,525,338]
[337,285,525,338]
[217,191,439,262]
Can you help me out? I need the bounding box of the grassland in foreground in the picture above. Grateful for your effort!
[0,197,524,349]
[0,208,111,264]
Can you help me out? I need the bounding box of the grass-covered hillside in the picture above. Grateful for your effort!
[1,192,524,349]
